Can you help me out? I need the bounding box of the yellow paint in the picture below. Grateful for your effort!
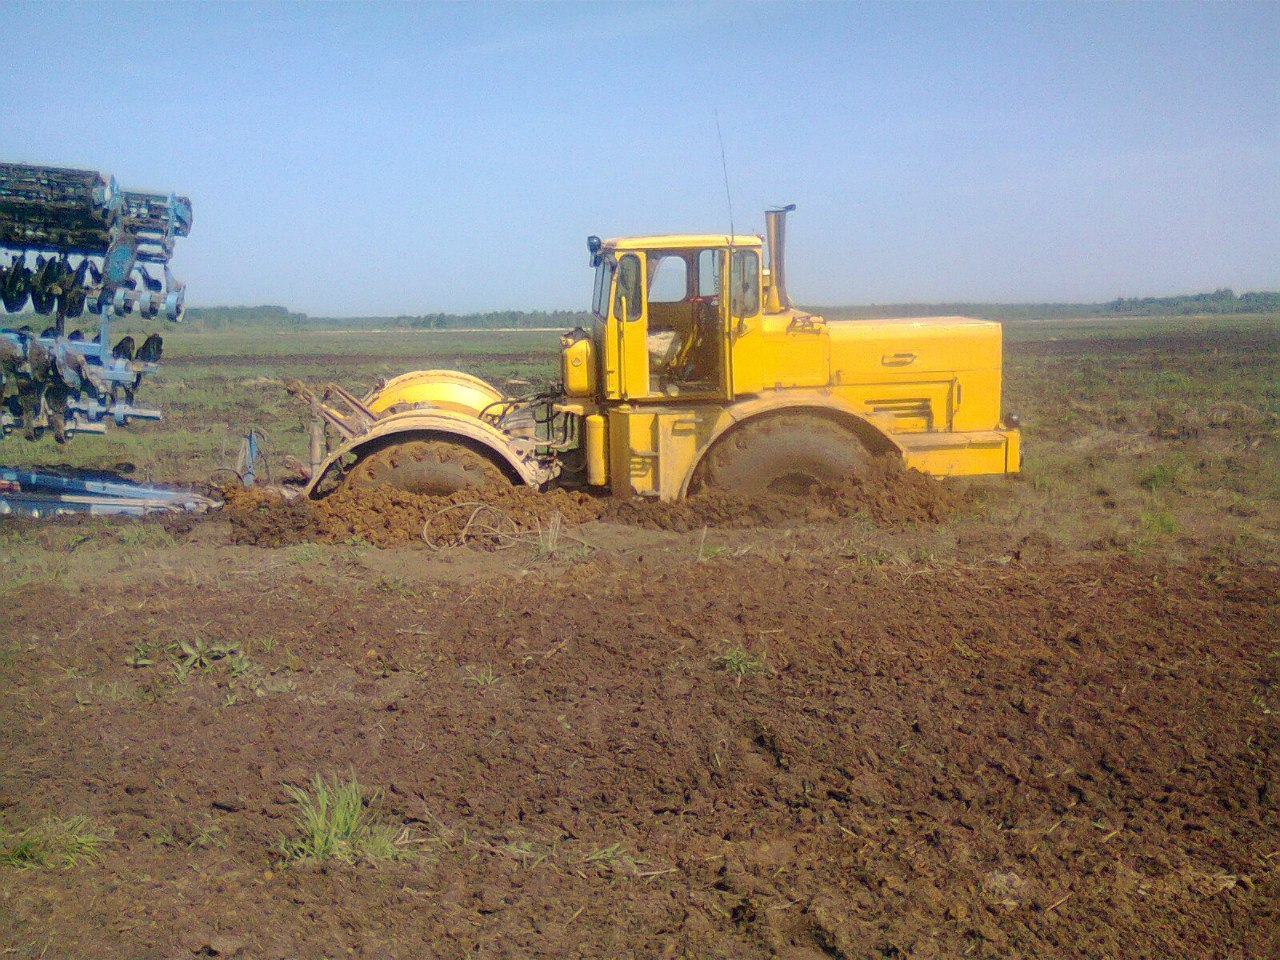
[607,233,761,251]
[585,414,608,486]
[560,330,595,398]
[364,369,504,418]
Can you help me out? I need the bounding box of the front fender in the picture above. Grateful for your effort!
[305,408,547,497]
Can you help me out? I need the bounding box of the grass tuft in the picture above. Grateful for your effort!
[1138,462,1181,492]
[1140,505,1178,535]
[716,644,768,680]
[462,664,500,687]
[278,773,411,864]
[0,816,111,869]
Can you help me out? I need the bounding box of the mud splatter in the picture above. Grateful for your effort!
[222,483,603,548]
[604,461,970,531]
[224,461,968,547]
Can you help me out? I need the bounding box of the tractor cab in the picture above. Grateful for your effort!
[573,233,765,404]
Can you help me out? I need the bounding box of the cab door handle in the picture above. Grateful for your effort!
[882,352,917,366]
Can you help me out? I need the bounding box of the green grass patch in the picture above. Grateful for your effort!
[1,816,111,869]
[278,773,411,865]
[1140,505,1178,536]
[462,663,500,687]
[716,644,768,680]
[1138,462,1181,492]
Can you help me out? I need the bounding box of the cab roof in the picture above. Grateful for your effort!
[604,233,764,251]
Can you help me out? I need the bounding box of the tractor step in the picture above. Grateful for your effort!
[894,429,1020,476]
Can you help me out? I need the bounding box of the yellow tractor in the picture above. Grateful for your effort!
[292,206,1020,501]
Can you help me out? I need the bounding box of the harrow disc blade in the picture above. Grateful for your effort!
[136,333,162,362]
[1,258,30,308]
[113,335,135,361]
[29,289,55,314]
[60,286,86,318]
[1,271,29,312]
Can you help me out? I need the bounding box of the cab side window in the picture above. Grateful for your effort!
[614,254,642,321]
[730,250,759,317]
[697,249,721,298]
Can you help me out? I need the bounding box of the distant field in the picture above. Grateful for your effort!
[999,310,1280,342]
[164,327,562,359]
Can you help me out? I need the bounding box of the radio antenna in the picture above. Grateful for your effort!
[715,110,735,242]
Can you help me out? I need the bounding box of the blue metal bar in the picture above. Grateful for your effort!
[0,466,217,517]
[243,430,259,487]
[0,468,194,501]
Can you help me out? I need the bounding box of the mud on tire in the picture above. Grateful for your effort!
[342,438,511,497]
[692,413,883,496]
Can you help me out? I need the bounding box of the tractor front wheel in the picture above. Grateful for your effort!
[342,439,511,497]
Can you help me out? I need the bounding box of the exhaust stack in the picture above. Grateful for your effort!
[764,203,796,313]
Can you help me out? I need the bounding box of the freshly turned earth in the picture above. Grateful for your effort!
[2,534,1276,958]
[222,459,966,548]
[2,320,1277,958]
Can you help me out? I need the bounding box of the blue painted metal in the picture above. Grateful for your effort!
[1,321,163,437]
[0,163,192,316]
[241,430,260,487]
[0,161,192,441]
[0,467,217,517]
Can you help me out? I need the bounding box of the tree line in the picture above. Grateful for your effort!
[1103,289,1280,316]
[178,290,1278,330]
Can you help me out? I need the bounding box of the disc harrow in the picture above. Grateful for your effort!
[0,162,192,441]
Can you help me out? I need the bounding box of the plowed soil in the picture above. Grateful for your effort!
[223,462,966,548]
[223,483,605,548]
[604,461,969,531]
[4,320,1278,959]
[2,552,1277,959]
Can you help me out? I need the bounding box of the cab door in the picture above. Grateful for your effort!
[648,247,734,402]
[703,247,735,402]
[611,251,650,399]
[612,246,744,403]
[723,247,762,401]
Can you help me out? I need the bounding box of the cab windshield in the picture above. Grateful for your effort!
[591,259,614,319]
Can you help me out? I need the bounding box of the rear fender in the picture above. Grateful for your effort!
[305,408,546,497]
[678,393,904,498]
[364,369,506,417]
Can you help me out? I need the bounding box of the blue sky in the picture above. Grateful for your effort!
[3,1,1277,314]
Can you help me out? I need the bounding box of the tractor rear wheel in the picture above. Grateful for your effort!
[342,439,511,497]
[692,413,876,496]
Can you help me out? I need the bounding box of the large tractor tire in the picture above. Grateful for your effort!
[693,413,876,496]
[342,438,511,497]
